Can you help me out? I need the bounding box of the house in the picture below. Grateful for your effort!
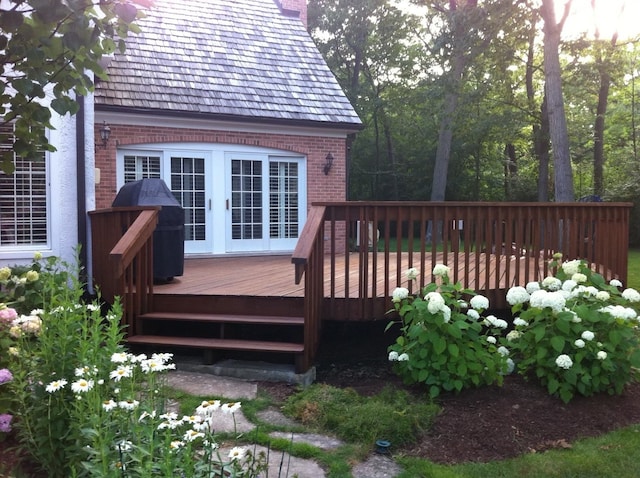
[0,0,360,269]
[93,0,362,257]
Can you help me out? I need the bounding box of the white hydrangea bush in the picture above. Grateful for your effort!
[503,255,640,403]
[388,264,511,398]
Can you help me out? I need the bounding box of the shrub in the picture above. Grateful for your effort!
[283,383,438,446]
[504,255,640,403]
[387,265,511,398]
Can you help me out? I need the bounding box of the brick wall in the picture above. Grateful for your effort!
[94,124,346,211]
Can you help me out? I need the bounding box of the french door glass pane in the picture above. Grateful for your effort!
[171,156,206,241]
[269,161,298,239]
[231,159,262,240]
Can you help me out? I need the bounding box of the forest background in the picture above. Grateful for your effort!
[308,0,640,244]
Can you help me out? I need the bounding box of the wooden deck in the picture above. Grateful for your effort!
[156,252,544,302]
[90,202,632,371]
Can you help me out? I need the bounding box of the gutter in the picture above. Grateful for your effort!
[76,95,88,283]
[94,104,364,132]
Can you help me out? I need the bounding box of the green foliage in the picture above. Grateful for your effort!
[0,253,70,316]
[5,254,269,477]
[505,256,640,403]
[0,0,148,173]
[387,265,511,398]
[283,383,438,446]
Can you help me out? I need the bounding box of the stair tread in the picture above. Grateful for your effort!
[139,312,304,325]
[126,334,305,353]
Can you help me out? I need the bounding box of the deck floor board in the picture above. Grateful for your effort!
[155,253,543,299]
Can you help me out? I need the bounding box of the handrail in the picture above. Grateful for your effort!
[89,206,159,334]
[292,205,326,284]
[293,201,632,320]
[111,209,159,276]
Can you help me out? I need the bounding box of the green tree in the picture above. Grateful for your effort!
[540,0,575,201]
[0,0,148,174]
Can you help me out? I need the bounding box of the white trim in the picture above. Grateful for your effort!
[96,111,356,138]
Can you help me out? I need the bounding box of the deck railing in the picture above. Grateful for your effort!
[89,207,159,333]
[293,202,632,319]
[292,206,326,372]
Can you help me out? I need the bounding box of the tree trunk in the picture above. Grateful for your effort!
[430,34,467,201]
[536,96,551,201]
[593,70,610,197]
[541,0,574,202]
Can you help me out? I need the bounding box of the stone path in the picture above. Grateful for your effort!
[166,369,403,477]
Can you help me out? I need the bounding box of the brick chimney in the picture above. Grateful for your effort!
[276,0,307,28]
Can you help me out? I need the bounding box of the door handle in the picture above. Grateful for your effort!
[226,199,229,210]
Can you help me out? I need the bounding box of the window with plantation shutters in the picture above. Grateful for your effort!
[123,154,161,183]
[0,124,48,247]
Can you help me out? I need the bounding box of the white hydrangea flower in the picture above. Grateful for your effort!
[442,305,451,323]
[405,267,419,281]
[388,351,399,361]
[398,353,409,361]
[392,287,409,303]
[541,276,562,291]
[561,279,577,292]
[525,281,541,294]
[506,330,521,342]
[467,309,480,320]
[571,273,587,284]
[581,330,595,341]
[486,336,497,344]
[513,317,528,327]
[470,295,489,310]
[595,291,610,301]
[425,292,446,314]
[574,339,585,348]
[622,288,640,303]
[506,286,530,305]
[561,259,582,276]
[506,358,515,374]
[432,264,450,278]
[483,315,508,329]
[529,290,566,312]
[497,346,510,356]
[597,351,608,360]
[555,354,573,369]
[599,305,637,321]
[610,279,623,288]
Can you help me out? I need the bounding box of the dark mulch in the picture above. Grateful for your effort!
[262,320,640,464]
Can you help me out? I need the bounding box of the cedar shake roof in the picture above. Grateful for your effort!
[94,0,362,130]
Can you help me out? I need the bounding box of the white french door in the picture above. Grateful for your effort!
[225,153,304,253]
[119,146,304,255]
[168,153,212,254]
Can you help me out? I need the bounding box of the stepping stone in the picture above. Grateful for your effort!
[166,370,257,400]
[218,444,326,478]
[352,454,403,478]
[256,406,299,427]
[270,431,343,450]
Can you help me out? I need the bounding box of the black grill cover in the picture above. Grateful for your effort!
[112,179,184,282]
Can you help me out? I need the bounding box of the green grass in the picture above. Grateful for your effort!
[627,248,640,289]
[397,424,640,478]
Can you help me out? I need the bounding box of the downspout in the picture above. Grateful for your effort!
[76,95,88,285]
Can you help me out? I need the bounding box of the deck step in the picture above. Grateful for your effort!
[138,312,304,326]
[126,335,305,353]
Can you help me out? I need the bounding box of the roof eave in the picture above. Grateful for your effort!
[94,105,364,133]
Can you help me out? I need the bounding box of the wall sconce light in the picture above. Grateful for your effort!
[323,152,334,175]
[98,121,111,148]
